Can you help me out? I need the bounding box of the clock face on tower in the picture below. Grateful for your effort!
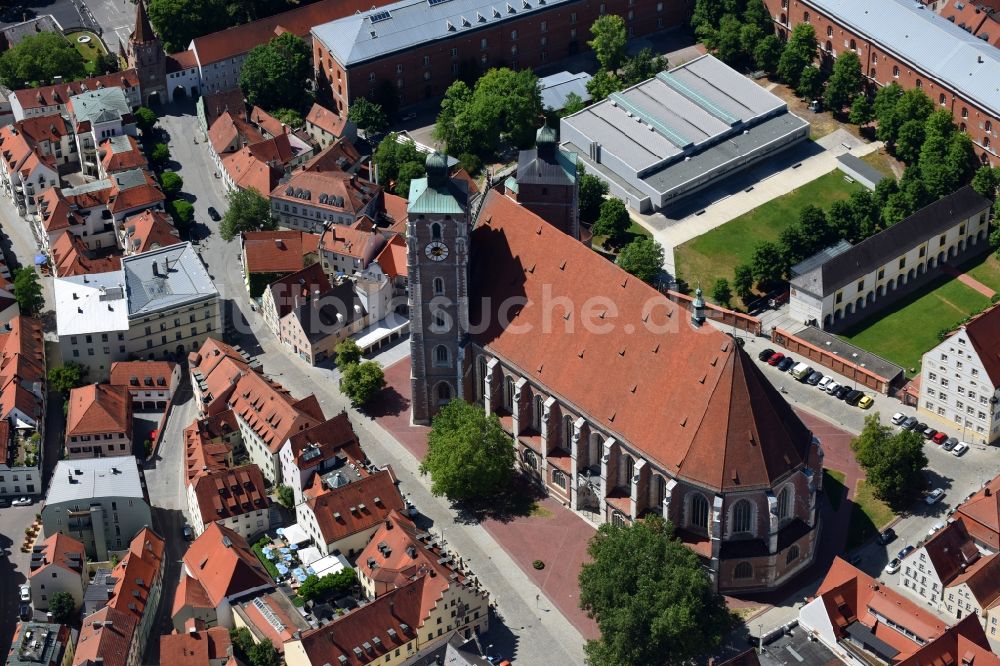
[425,241,449,262]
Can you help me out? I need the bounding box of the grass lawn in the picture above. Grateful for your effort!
[66,31,107,72]
[859,149,900,178]
[846,479,895,551]
[824,469,847,512]
[839,275,991,373]
[962,253,1000,295]
[674,170,864,301]
[592,220,651,258]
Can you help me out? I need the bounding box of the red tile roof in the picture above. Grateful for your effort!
[14,70,140,112]
[227,371,323,453]
[251,106,288,138]
[301,138,362,175]
[242,230,321,274]
[99,135,148,174]
[946,551,1000,610]
[957,476,1000,550]
[201,89,247,130]
[50,232,123,277]
[29,533,85,578]
[189,463,269,526]
[305,103,347,138]
[106,528,165,623]
[189,338,251,379]
[180,523,271,608]
[188,0,373,66]
[294,578,425,666]
[66,384,132,440]
[897,614,1000,666]
[0,316,45,425]
[374,234,407,280]
[271,168,378,217]
[222,140,286,194]
[132,0,156,43]
[159,622,233,666]
[471,192,814,490]
[14,113,71,146]
[72,606,138,666]
[237,591,302,650]
[121,209,181,254]
[183,419,233,482]
[108,170,165,215]
[304,469,405,546]
[166,49,199,72]
[109,360,177,389]
[320,224,384,262]
[381,193,408,228]
[285,413,365,470]
[172,573,214,618]
[266,263,331,320]
[922,521,983,586]
[962,303,1000,384]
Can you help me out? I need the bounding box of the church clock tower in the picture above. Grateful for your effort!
[407,152,470,425]
[127,0,167,105]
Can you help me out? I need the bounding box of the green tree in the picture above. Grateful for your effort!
[847,189,881,240]
[220,188,277,241]
[588,15,627,71]
[395,160,426,197]
[739,23,764,65]
[711,278,732,307]
[348,97,388,135]
[335,338,363,370]
[796,65,824,100]
[470,67,542,150]
[562,91,586,115]
[247,640,281,666]
[420,400,516,503]
[276,485,294,508]
[894,119,926,165]
[578,166,609,224]
[168,199,194,229]
[824,51,863,112]
[690,0,723,35]
[148,0,233,53]
[778,224,807,266]
[620,48,667,86]
[373,134,425,187]
[750,241,786,287]
[732,264,754,302]
[825,199,857,242]
[94,52,121,76]
[617,237,664,284]
[150,142,170,168]
[714,14,746,66]
[744,0,773,34]
[874,176,899,207]
[851,415,927,509]
[848,94,874,126]
[579,516,731,666]
[753,34,783,73]
[48,363,87,394]
[586,68,622,102]
[880,87,933,148]
[230,628,255,661]
[433,81,473,153]
[297,569,356,601]
[239,32,311,112]
[942,132,978,193]
[873,82,905,144]
[971,165,1000,199]
[134,107,158,135]
[159,171,183,197]
[592,198,631,247]
[797,204,832,251]
[881,191,911,228]
[13,267,44,316]
[777,23,817,87]
[48,591,76,624]
[0,32,86,88]
[458,152,482,175]
[341,361,385,406]
[271,108,303,128]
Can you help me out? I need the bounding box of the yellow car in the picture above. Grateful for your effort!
[858,395,874,409]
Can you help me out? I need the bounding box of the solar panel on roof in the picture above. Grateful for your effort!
[369,10,390,22]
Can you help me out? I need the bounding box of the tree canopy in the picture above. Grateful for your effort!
[276,485,294,508]
[220,188,277,241]
[13,267,44,316]
[823,51,863,112]
[578,165,609,225]
[691,0,772,69]
[159,171,183,197]
[617,237,664,284]
[592,198,631,247]
[0,32,86,88]
[334,338,363,370]
[148,0,297,53]
[588,15,628,71]
[420,400,516,503]
[348,98,388,135]
[796,65,823,100]
[433,68,542,157]
[711,278,732,307]
[168,199,195,229]
[48,363,87,394]
[579,516,732,666]
[341,361,385,406]
[777,24,817,88]
[297,569,355,602]
[240,33,311,112]
[134,107,158,134]
[851,414,927,509]
[732,264,754,302]
[48,592,76,624]
[374,134,426,196]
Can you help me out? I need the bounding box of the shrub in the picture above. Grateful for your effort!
[532,559,545,570]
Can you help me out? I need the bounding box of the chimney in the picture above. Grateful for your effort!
[152,261,159,276]
[986,487,992,497]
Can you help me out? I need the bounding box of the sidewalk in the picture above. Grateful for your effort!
[941,265,996,298]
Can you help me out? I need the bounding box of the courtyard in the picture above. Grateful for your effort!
[838,254,999,373]
[673,170,864,303]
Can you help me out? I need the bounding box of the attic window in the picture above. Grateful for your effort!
[710,357,718,366]
[720,342,729,352]
[698,374,706,384]
[618,347,625,356]
[559,260,566,270]
[607,411,615,422]
[536,225,542,234]
[651,343,660,353]
[536,364,543,373]
[620,277,628,288]
[630,384,637,393]
[679,416,687,427]
[577,349,585,358]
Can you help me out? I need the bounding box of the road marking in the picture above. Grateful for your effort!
[786,646,805,662]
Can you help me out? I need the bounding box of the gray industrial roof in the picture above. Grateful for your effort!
[70,87,131,127]
[791,240,853,279]
[312,0,575,66]
[122,242,218,317]
[539,71,592,111]
[805,0,1000,115]
[46,456,145,505]
[561,54,801,181]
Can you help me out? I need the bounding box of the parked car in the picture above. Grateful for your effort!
[928,521,945,536]
[834,385,853,400]
[791,362,813,380]
[826,381,842,395]
[767,352,785,367]
[806,371,823,386]
[858,395,874,409]
[932,432,949,446]
[207,206,221,221]
[18,584,30,602]
[922,427,938,440]
[915,423,928,434]
[845,390,864,405]
[898,545,915,560]
[817,376,834,391]
[11,497,31,506]
[183,525,193,540]
[777,356,796,372]
[942,437,957,451]
[925,488,946,505]
[758,348,776,362]
[901,416,919,431]
[891,412,907,426]
[18,603,30,620]
[884,558,901,575]
[877,528,897,545]
[953,442,970,456]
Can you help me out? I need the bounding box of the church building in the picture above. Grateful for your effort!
[407,146,824,594]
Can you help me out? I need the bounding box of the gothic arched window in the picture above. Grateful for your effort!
[503,377,515,411]
[734,562,753,579]
[777,487,791,521]
[691,494,709,530]
[732,500,752,534]
[433,277,444,295]
[431,222,442,240]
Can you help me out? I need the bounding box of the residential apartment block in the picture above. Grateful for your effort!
[0,316,46,498]
[919,302,1000,445]
[269,156,382,234]
[109,360,181,409]
[7,623,72,666]
[789,186,992,330]
[65,384,133,459]
[28,533,87,611]
[277,414,366,505]
[159,619,236,666]
[240,229,321,298]
[185,463,271,540]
